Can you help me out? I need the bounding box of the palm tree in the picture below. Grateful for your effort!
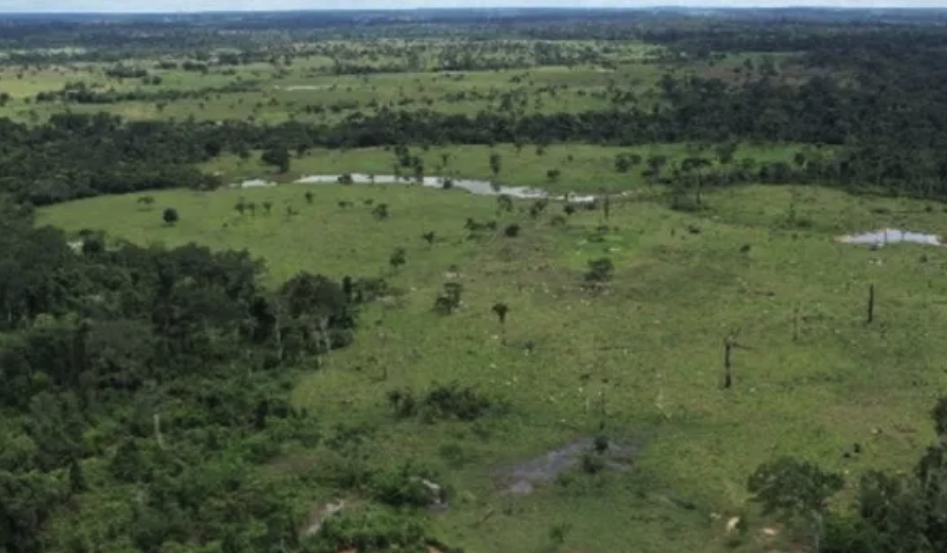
[490,152,502,179]
[492,302,509,326]
[681,157,712,208]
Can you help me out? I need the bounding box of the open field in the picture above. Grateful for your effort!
[203,143,805,193]
[0,40,668,124]
[0,39,818,126]
[40,182,947,552]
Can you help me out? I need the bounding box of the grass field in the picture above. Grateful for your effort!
[0,51,661,124]
[203,143,804,193]
[39,181,947,552]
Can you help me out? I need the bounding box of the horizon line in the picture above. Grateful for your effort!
[3,5,947,14]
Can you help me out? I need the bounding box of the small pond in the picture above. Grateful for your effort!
[838,228,943,248]
[238,173,598,203]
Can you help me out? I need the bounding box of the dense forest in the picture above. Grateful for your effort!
[0,196,409,552]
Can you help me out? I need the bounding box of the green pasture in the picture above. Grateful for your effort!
[39,182,947,552]
[203,143,804,193]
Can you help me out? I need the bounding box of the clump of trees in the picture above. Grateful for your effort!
[388,383,498,422]
[749,397,947,553]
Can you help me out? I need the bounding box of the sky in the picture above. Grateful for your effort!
[1,0,944,13]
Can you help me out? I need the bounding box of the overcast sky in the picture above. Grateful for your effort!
[2,0,945,13]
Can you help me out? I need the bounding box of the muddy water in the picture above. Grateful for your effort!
[495,437,640,496]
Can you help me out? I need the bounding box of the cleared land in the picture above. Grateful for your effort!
[40,182,947,552]
[203,143,804,193]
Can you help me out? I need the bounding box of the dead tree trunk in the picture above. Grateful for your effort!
[153,413,165,450]
[793,304,800,342]
[723,337,734,389]
[695,175,703,208]
[271,298,285,364]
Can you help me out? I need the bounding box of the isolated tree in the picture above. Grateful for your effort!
[724,334,736,389]
[492,302,509,327]
[615,153,641,173]
[504,223,521,238]
[137,196,155,209]
[421,231,436,245]
[413,158,425,183]
[435,282,463,314]
[644,154,668,185]
[262,201,273,214]
[547,168,562,182]
[497,194,513,213]
[389,248,406,271]
[373,203,390,221]
[748,457,843,553]
[585,258,614,283]
[305,191,314,204]
[564,204,577,216]
[262,147,291,174]
[681,157,712,208]
[489,151,502,178]
[162,208,179,226]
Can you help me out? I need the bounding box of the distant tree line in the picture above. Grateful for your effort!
[9,43,947,204]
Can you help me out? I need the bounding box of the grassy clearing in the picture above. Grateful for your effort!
[0,56,662,123]
[39,181,947,552]
[203,143,803,193]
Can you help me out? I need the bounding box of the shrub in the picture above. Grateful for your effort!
[162,207,179,226]
[585,258,614,283]
[370,460,444,508]
[312,506,430,553]
[421,382,494,422]
[389,383,497,423]
[580,451,606,474]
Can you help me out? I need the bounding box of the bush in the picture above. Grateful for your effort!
[421,382,495,422]
[585,258,614,283]
[370,460,444,508]
[580,451,606,474]
[389,383,497,422]
[310,506,430,553]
